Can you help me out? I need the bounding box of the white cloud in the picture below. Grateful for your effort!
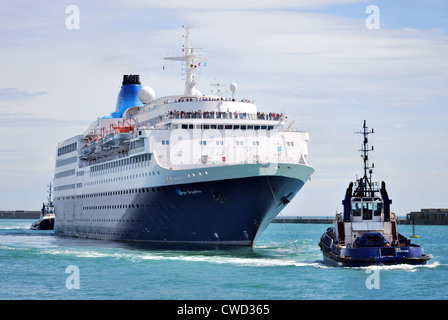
[393,122,407,129]
[104,0,369,10]
[0,88,47,101]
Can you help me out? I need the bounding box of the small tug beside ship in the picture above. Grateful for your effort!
[319,121,430,267]
[31,182,55,230]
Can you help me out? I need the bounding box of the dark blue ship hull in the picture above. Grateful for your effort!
[319,230,430,267]
[55,175,305,246]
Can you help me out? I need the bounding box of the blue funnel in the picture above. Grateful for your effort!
[110,75,143,118]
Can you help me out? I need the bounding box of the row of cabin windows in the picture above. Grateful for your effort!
[54,184,76,192]
[58,142,77,156]
[55,186,166,201]
[55,171,160,193]
[83,202,156,211]
[90,154,151,174]
[165,140,264,146]
[85,171,160,186]
[54,169,76,179]
[180,124,274,130]
[351,198,383,220]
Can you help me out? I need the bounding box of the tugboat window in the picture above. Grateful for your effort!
[362,201,373,220]
[374,202,382,216]
[352,202,361,216]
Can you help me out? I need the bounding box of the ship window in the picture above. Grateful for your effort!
[374,202,382,216]
[362,202,373,220]
[218,125,224,129]
[182,124,188,129]
[188,124,194,129]
[261,125,267,130]
[233,125,240,130]
[254,126,260,130]
[211,125,217,129]
[225,125,232,129]
[352,202,361,216]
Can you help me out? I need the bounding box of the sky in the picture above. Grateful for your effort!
[0,0,447,217]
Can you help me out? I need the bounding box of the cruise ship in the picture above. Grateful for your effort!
[53,27,314,246]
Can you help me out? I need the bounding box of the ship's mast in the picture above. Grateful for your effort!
[164,26,208,96]
[354,120,375,197]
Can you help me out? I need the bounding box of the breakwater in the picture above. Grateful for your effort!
[272,216,446,225]
[0,211,40,219]
[406,209,448,225]
[272,217,334,224]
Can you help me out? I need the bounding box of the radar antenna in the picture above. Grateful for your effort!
[210,81,226,97]
[47,181,53,203]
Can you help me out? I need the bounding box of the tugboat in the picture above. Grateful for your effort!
[318,121,430,267]
[30,182,55,230]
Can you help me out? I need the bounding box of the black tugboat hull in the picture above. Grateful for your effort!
[39,218,54,230]
[30,218,54,231]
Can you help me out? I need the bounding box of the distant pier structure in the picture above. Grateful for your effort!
[274,209,448,225]
[0,210,40,219]
[405,209,448,225]
[272,217,334,224]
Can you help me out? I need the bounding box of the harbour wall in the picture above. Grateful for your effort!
[273,213,448,226]
[273,217,408,225]
[405,209,448,225]
[272,217,334,224]
[0,211,40,219]
[1,209,447,225]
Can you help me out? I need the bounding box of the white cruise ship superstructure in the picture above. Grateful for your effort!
[53,27,314,246]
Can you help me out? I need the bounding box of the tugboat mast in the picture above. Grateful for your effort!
[354,120,375,197]
[47,181,53,204]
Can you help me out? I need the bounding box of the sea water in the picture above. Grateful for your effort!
[0,219,446,300]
